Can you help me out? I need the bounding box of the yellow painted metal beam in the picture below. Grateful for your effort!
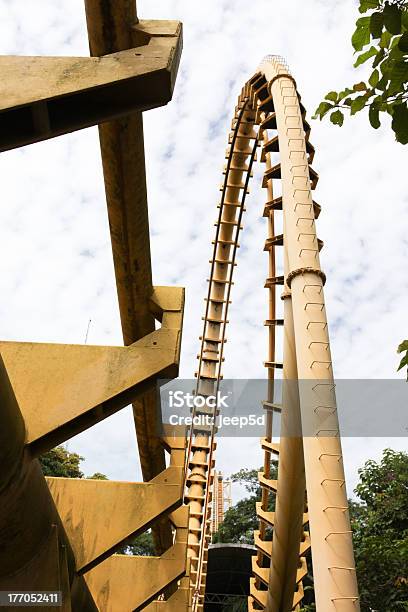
[0,453,97,609]
[83,8,182,540]
[85,507,189,611]
[84,0,157,345]
[47,466,184,573]
[0,287,185,609]
[259,55,360,611]
[0,24,181,152]
[266,293,306,612]
[0,286,183,456]
[144,578,192,612]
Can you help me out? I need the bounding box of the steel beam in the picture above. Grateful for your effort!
[84,6,182,557]
[0,26,181,152]
[0,286,183,456]
[0,356,97,610]
[84,507,189,611]
[266,293,306,611]
[0,286,184,608]
[47,466,184,573]
[260,56,360,611]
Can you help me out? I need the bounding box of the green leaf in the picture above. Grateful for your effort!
[369,103,381,128]
[392,103,408,144]
[330,110,344,126]
[370,11,384,38]
[356,16,371,28]
[351,94,369,115]
[383,4,402,36]
[388,42,405,60]
[380,30,392,49]
[325,91,339,102]
[373,47,385,67]
[392,59,408,82]
[353,81,368,91]
[369,68,380,87]
[397,340,408,354]
[398,31,408,52]
[359,0,379,13]
[313,101,333,119]
[376,74,389,90]
[390,34,402,50]
[354,46,378,67]
[397,353,408,372]
[352,17,371,51]
[338,87,354,100]
[402,9,408,30]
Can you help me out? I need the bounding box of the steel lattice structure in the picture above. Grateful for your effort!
[185,56,360,612]
[0,3,360,611]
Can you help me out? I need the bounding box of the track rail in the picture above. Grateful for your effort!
[185,97,259,611]
[184,56,360,612]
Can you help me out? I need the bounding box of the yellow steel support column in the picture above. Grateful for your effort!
[0,287,185,609]
[84,2,183,553]
[260,56,360,611]
[266,288,306,611]
[0,356,97,610]
[0,2,187,608]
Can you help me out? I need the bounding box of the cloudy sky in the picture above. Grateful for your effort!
[0,0,407,499]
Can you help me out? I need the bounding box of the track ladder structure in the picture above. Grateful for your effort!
[184,56,360,612]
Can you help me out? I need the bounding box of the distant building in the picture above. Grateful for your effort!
[210,471,232,535]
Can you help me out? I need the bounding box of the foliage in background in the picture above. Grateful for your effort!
[351,449,408,611]
[40,446,85,478]
[314,1,408,376]
[215,450,408,611]
[314,0,408,143]
[39,446,154,556]
[397,340,408,378]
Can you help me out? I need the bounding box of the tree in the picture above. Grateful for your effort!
[314,1,408,375]
[351,449,408,611]
[216,452,408,611]
[122,531,155,556]
[314,0,408,144]
[39,446,154,556]
[88,472,109,480]
[230,468,264,495]
[39,446,84,478]
[214,496,260,545]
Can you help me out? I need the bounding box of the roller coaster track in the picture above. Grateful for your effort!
[185,56,360,612]
[0,6,360,606]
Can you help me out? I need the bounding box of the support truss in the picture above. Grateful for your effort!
[0,2,190,610]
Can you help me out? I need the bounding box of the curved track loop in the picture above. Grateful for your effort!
[185,56,360,612]
[184,98,259,611]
